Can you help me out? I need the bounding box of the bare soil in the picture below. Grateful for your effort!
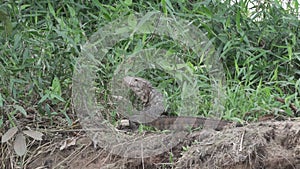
[1,120,300,169]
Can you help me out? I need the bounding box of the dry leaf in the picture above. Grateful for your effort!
[60,137,77,150]
[23,130,43,140]
[14,133,27,156]
[1,126,18,143]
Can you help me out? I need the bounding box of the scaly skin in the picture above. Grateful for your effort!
[123,76,237,130]
[123,76,165,124]
[144,116,237,131]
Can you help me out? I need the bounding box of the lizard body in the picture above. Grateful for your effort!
[122,76,237,131]
[123,76,165,123]
[144,116,234,131]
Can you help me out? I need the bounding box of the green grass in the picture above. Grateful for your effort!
[0,0,299,130]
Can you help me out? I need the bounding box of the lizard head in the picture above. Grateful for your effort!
[123,76,151,103]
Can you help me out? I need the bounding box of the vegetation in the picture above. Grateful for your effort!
[0,0,299,160]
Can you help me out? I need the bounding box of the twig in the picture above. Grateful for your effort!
[239,130,245,152]
[275,97,299,116]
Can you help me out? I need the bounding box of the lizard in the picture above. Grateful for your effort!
[122,76,238,131]
[123,76,165,124]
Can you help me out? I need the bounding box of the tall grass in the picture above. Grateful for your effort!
[0,0,299,129]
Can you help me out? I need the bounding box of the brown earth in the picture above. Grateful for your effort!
[1,120,300,169]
